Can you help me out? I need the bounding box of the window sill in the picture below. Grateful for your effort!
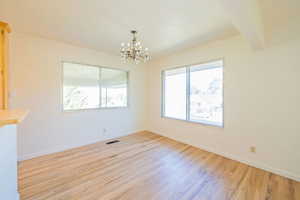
[62,106,129,112]
[162,116,224,128]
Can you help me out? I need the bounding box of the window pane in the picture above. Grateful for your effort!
[189,61,223,126]
[164,67,187,120]
[63,63,100,110]
[101,68,127,107]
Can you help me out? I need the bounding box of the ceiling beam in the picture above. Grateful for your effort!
[217,0,265,49]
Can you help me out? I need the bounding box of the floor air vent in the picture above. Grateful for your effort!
[106,140,120,145]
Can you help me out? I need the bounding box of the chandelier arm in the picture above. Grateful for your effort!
[120,30,150,63]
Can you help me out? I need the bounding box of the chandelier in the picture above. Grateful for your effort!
[120,30,150,63]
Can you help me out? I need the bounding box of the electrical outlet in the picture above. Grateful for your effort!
[250,146,256,153]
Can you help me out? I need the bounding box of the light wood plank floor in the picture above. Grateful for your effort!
[18,131,299,200]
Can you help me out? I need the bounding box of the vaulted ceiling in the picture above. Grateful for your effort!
[0,0,238,57]
[1,0,298,58]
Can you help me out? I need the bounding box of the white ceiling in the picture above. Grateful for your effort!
[2,0,298,57]
[260,0,300,29]
[0,0,239,58]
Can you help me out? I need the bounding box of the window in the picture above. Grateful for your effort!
[162,60,223,127]
[163,67,187,120]
[101,68,128,108]
[63,62,128,111]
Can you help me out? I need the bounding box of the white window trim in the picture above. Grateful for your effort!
[61,61,130,112]
[161,59,224,128]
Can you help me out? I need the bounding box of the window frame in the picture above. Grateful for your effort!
[161,59,224,127]
[61,61,130,112]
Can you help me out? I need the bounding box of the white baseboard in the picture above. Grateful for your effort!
[148,130,300,182]
[18,129,299,182]
[18,130,144,161]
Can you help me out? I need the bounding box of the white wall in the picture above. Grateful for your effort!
[146,20,300,181]
[0,125,19,200]
[9,33,147,160]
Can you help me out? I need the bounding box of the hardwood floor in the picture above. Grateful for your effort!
[18,131,299,200]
